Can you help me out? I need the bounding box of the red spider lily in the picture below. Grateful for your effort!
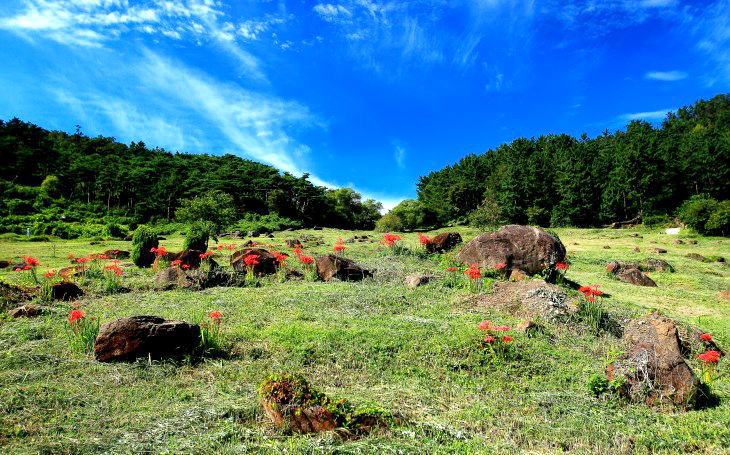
[464,264,481,279]
[68,309,84,323]
[556,262,569,270]
[299,255,314,265]
[495,263,506,270]
[493,325,511,331]
[96,254,110,260]
[418,233,430,245]
[150,246,168,256]
[587,296,595,302]
[170,259,182,266]
[274,252,289,263]
[43,270,56,278]
[293,247,302,256]
[181,264,190,270]
[700,333,713,342]
[199,251,214,260]
[226,244,235,250]
[67,254,74,259]
[502,336,513,342]
[76,257,90,264]
[579,285,603,297]
[21,256,40,267]
[446,266,459,272]
[334,245,346,252]
[209,311,223,320]
[111,259,120,264]
[88,254,96,260]
[478,320,492,330]
[104,264,122,272]
[382,233,402,247]
[484,336,496,343]
[243,255,260,266]
[217,245,224,250]
[697,350,722,363]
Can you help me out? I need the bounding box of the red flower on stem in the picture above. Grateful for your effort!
[495,263,506,270]
[446,266,459,272]
[484,336,496,343]
[243,254,260,267]
[68,309,84,323]
[697,350,721,363]
[478,320,492,330]
[700,333,712,342]
[556,262,569,270]
[382,233,402,247]
[199,251,214,260]
[170,259,182,267]
[502,336,513,342]
[464,264,481,279]
[418,233,430,245]
[209,311,223,320]
[299,255,314,265]
[21,256,40,267]
[334,245,346,253]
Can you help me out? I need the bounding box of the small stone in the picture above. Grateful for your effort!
[515,320,537,332]
[8,304,41,318]
[405,274,434,289]
[651,248,668,254]
[718,289,730,301]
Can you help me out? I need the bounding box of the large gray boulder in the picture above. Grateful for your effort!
[457,225,566,275]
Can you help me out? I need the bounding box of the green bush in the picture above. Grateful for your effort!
[586,374,609,396]
[105,223,126,238]
[643,213,672,227]
[469,192,504,229]
[677,195,718,233]
[375,199,432,232]
[175,191,237,235]
[706,201,730,236]
[131,226,158,268]
[183,223,211,251]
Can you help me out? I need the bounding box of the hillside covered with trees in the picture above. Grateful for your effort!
[403,94,730,235]
[0,119,382,238]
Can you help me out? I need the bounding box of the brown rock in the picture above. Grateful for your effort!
[102,249,130,259]
[426,232,463,253]
[605,343,699,408]
[606,312,702,408]
[509,269,529,281]
[689,240,698,245]
[475,280,579,323]
[651,248,668,254]
[286,239,303,248]
[718,289,730,301]
[673,239,684,245]
[0,259,12,269]
[9,304,41,318]
[603,245,611,249]
[606,261,657,287]
[641,258,674,273]
[633,247,641,253]
[686,253,711,263]
[515,320,537,333]
[457,225,566,275]
[58,265,89,279]
[230,248,277,275]
[50,282,83,300]
[94,315,200,362]
[405,274,434,289]
[315,254,372,281]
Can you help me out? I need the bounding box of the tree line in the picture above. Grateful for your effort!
[413,94,730,231]
[0,118,382,235]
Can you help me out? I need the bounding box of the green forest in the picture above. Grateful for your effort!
[406,94,730,235]
[0,119,382,238]
[2,94,730,239]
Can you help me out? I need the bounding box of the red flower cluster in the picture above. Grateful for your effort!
[382,233,402,247]
[697,350,721,363]
[209,311,223,320]
[495,263,506,270]
[478,320,512,343]
[418,233,430,245]
[104,264,123,275]
[243,254,260,267]
[15,256,40,270]
[464,264,481,279]
[170,259,182,267]
[199,251,214,260]
[556,262,569,270]
[700,333,713,342]
[299,255,314,265]
[445,266,459,272]
[273,252,288,263]
[150,246,168,257]
[43,270,56,278]
[68,309,84,323]
[579,285,603,301]
[334,239,346,253]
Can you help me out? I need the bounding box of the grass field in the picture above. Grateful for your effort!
[1,227,729,454]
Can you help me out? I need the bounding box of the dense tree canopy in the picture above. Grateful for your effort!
[416,94,730,228]
[0,119,381,234]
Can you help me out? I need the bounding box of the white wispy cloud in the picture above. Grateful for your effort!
[393,143,406,169]
[313,3,353,23]
[617,108,673,123]
[683,0,730,86]
[645,70,688,81]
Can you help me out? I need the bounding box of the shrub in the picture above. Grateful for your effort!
[677,195,718,234]
[105,222,126,239]
[469,193,504,229]
[183,222,211,251]
[706,201,730,236]
[131,225,158,268]
[375,199,432,232]
[176,191,237,235]
[586,374,609,396]
[643,213,672,227]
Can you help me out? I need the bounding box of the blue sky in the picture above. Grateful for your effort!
[1,0,728,210]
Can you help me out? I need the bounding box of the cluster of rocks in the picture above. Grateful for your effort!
[606,261,657,287]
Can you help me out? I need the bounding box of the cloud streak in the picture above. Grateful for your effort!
[645,70,687,81]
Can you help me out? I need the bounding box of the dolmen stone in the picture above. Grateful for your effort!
[315,254,372,281]
[606,261,656,287]
[230,248,277,275]
[50,282,84,300]
[606,313,701,408]
[426,232,462,253]
[94,315,200,362]
[9,304,42,318]
[457,225,566,277]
